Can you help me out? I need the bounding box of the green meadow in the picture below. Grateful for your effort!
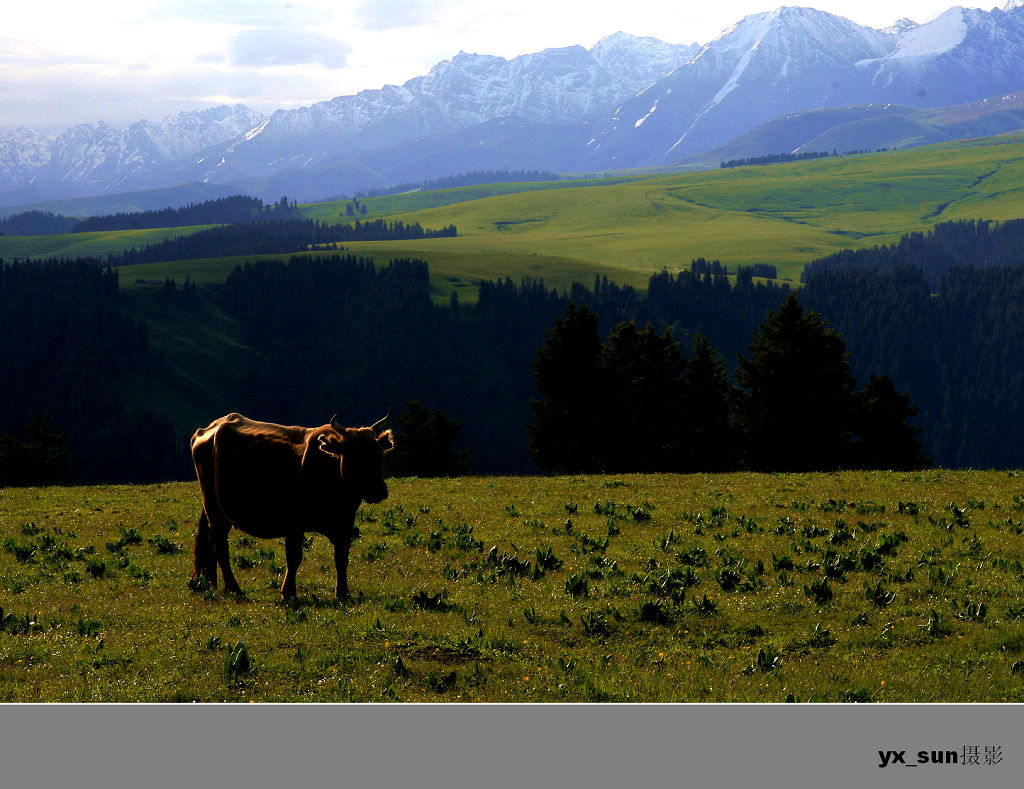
[365,134,1024,285]
[0,226,217,262]
[3,134,1023,299]
[3,470,1024,702]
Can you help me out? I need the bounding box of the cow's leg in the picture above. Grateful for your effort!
[331,536,352,600]
[209,517,243,597]
[281,533,303,601]
[192,510,218,587]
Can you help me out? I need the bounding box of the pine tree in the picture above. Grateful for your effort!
[386,401,471,477]
[600,321,687,471]
[681,334,738,471]
[853,374,931,470]
[736,294,856,471]
[527,303,605,472]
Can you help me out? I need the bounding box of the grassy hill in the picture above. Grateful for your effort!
[0,226,218,261]
[2,134,1022,297]
[363,133,1024,285]
[3,470,1024,702]
[110,133,1024,302]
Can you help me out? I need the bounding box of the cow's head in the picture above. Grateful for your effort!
[317,411,394,503]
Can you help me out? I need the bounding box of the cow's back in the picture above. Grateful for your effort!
[192,414,322,538]
[192,413,314,448]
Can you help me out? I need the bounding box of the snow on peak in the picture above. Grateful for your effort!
[889,7,972,59]
[706,6,891,59]
[688,5,892,112]
[709,9,778,56]
[590,31,698,85]
[883,18,920,36]
[0,127,53,174]
[0,105,265,192]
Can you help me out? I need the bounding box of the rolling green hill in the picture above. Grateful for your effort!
[358,133,1024,285]
[3,133,1023,295]
[0,226,217,261]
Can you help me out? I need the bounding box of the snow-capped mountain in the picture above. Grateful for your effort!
[583,7,893,165]
[2,6,1024,207]
[583,4,1024,167]
[0,128,52,180]
[180,2,1024,190]
[855,5,1024,107]
[183,33,698,188]
[0,105,266,201]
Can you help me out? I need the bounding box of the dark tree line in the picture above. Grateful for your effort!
[721,151,833,169]
[219,255,471,430]
[528,313,742,473]
[527,296,928,474]
[645,266,793,363]
[73,195,300,232]
[802,218,1024,290]
[1,196,302,237]
[0,259,179,484]
[354,170,562,198]
[798,217,1024,467]
[688,258,778,280]
[218,255,931,476]
[0,211,78,236]
[719,149,892,169]
[110,218,457,266]
[8,210,1024,483]
[800,264,1024,469]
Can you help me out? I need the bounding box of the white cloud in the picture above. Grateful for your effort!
[148,0,326,27]
[0,59,352,133]
[229,27,351,69]
[354,0,446,30]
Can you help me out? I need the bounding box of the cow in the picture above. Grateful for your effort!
[190,411,394,601]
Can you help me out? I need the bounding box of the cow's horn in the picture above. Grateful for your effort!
[370,408,391,432]
[330,414,343,432]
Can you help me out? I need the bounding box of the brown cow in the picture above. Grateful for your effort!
[190,411,394,600]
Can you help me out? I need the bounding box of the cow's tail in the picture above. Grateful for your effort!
[192,510,217,587]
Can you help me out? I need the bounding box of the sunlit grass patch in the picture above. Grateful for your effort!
[2,470,1024,701]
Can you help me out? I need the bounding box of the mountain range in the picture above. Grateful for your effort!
[2,3,1024,209]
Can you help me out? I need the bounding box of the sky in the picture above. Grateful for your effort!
[0,0,976,134]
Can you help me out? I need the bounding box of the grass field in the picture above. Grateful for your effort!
[3,470,1024,702]
[5,134,1023,299]
[369,134,1024,284]
[0,225,216,261]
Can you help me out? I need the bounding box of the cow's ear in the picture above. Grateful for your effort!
[377,429,394,452]
[317,433,345,458]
